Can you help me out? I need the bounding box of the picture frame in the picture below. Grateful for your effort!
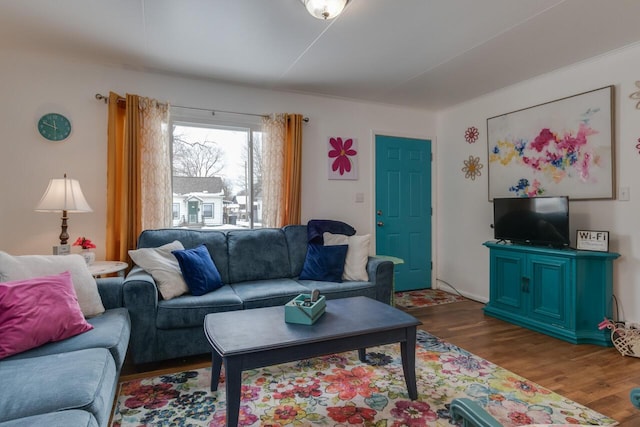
[576,230,609,252]
[487,86,615,201]
[328,137,358,180]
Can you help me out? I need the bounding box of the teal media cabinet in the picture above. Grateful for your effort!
[483,241,620,346]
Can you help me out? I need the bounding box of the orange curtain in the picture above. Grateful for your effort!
[280,114,303,226]
[106,93,141,262]
[106,92,171,261]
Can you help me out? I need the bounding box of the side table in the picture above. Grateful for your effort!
[88,261,128,278]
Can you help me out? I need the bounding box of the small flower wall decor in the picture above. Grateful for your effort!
[462,155,483,180]
[465,126,479,144]
[636,137,640,155]
[328,137,358,180]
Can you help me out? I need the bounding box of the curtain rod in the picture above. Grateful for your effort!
[95,93,309,122]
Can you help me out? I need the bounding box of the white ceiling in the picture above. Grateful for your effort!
[2,0,640,110]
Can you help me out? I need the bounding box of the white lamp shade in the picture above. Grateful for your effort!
[301,0,348,20]
[35,176,93,213]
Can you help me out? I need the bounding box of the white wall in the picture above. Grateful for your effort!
[0,49,436,259]
[437,43,640,323]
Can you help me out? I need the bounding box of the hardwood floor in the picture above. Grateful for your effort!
[119,299,640,425]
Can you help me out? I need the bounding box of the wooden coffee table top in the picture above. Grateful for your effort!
[204,296,421,356]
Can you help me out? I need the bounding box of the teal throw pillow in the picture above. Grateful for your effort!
[299,243,348,282]
[172,244,223,296]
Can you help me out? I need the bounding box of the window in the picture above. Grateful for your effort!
[202,203,214,219]
[170,109,263,230]
[172,203,180,220]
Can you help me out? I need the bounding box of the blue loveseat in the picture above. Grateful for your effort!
[123,225,394,364]
[0,277,131,427]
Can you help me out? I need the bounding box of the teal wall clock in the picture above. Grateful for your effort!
[37,113,72,141]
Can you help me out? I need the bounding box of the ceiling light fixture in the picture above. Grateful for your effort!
[300,0,349,20]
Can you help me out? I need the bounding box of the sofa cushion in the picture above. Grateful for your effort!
[0,410,98,427]
[3,308,131,371]
[284,225,308,277]
[0,251,105,317]
[227,229,291,283]
[128,240,188,300]
[172,244,223,296]
[323,233,371,281]
[230,278,310,309]
[0,348,116,426]
[298,278,377,301]
[137,228,230,284]
[299,243,348,282]
[0,272,93,359]
[156,285,242,329]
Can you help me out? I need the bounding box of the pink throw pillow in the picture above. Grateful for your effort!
[0,271,94,359]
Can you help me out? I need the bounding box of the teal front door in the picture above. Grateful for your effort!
[375,134,432,292]
[188,201,199,224]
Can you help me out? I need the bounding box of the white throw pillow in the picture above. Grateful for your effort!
[128,240,188,300]
[0,251,105,317]
[323,233,371,281]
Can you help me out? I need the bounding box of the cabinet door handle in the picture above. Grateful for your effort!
[521,277,530,293]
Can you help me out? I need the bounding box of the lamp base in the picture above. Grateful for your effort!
[53,244,71,255]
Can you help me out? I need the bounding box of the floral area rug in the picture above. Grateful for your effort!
[111,330,617,427]
[394,288,466,309]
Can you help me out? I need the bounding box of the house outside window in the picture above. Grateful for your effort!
[170,109,263,230]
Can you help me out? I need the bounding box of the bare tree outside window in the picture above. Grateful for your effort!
[173,131,225,177]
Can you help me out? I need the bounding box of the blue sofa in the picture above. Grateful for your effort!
[0,277,131,427]
[123,225,394,364]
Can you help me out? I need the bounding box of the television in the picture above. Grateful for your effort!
[493,196,570,248]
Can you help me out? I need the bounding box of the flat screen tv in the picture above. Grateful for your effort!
[493,196,570,248]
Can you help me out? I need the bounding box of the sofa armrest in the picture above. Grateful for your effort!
[366,256,394,305]
[96,277,124,309]
[122,266,160,364]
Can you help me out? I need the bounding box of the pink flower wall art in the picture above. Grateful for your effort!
[328,137,358,180]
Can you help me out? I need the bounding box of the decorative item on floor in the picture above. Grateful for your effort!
[488,85,614,200]
[299,0,348,20]
[328,137,358,180]
[630,81,640,109]
[35,174,93,253]
[462,155,483,180]
[599,318,640,358]
[395,288,466,309]
[465,126,479,143]
[73,237,96,265]
[111,330,617,427]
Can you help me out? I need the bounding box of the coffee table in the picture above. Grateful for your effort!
[204,296,422,427]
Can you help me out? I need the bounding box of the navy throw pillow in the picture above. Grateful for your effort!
[172,244,223,296]
[299,243,348,282]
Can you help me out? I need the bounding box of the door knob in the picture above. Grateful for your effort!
[377,210,383,216]
[377,221,384,227]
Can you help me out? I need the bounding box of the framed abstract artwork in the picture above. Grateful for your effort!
[328,137,358,180]
[487,86,615,200]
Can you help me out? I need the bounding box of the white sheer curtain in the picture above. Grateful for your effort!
[261,114,286,228]
[139,98,172,230]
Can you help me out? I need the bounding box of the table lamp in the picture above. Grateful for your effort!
[35,173,93,254]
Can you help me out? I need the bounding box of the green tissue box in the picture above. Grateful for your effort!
[285,294,326,325]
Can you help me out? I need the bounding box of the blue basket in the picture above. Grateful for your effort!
[284,294,326,325]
